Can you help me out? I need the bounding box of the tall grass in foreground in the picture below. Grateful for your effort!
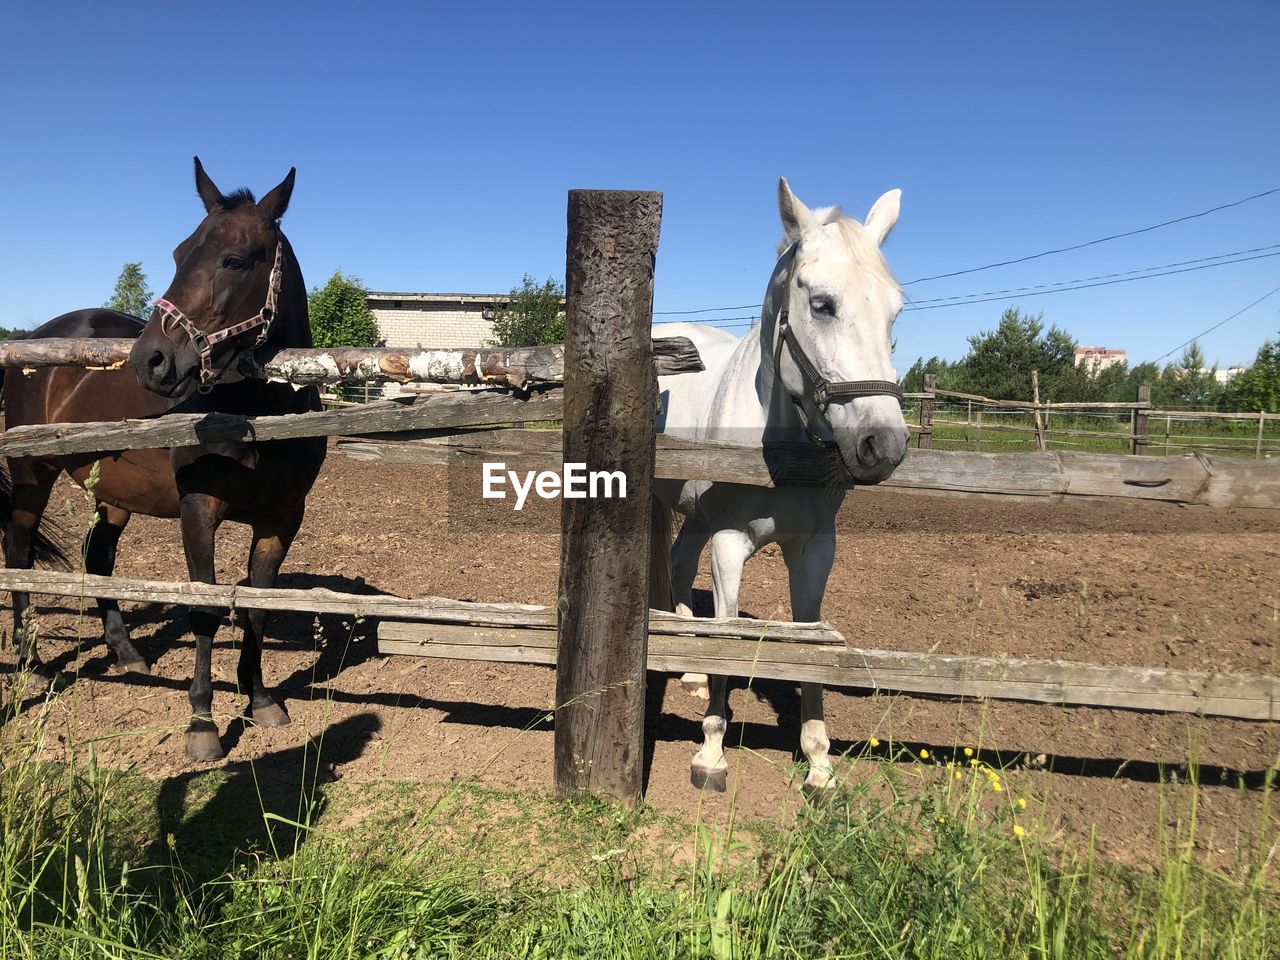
[2,692,1277,960]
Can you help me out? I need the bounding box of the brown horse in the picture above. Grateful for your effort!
[1,159,326,761]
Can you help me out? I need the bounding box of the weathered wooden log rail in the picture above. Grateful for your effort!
[0,569,840,642]
[336,429,1280,509]
[3,568,1275,721]
[0,336,703,389]
[0,391,565,458]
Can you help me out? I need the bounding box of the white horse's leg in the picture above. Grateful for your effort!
[672,518,712,698]
[690,528,752,792]
[782,531,838,792]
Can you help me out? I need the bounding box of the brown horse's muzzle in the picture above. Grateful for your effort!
[128,323,201,398]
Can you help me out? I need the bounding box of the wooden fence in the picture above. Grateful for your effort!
[910,373,1280,459]
[4,193,1280,805]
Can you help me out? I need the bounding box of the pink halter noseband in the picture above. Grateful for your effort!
[152,227,285,387]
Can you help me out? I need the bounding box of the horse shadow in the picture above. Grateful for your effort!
[148,711,382,889]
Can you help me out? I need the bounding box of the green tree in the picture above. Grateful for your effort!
[104,262,153,317]
[952,308,1078,399]
[490,275,565,347]
[1154,341,1222,408]
[1226,333,1280,413]
[307,270,382,348]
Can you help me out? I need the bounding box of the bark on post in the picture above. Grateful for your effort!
[1133,384,1151,455]
[919,373,935,449]
[554,189,662,806]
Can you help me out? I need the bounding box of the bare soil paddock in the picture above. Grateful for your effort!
[4,446,1278,870]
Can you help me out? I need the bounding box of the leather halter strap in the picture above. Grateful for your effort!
[771,248,904,448]
[152,227,285,387]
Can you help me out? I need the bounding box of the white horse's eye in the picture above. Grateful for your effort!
[809,296,835,316]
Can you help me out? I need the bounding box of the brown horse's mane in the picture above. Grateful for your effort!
[215,188,256,210]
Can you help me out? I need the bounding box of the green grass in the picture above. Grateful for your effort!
[2,699,1277,959]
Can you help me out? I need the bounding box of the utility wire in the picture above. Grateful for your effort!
[902,250,1280,311]
[652,244,1280,321]
[901,185,1280,285]
[1152,283,1280,364]
[908,243,1280,305]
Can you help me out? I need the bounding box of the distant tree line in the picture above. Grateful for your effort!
[901,308,1280,412]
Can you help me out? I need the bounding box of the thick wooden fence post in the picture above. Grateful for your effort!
[919,374,935,448]
[1133,384,1151,455]
[554,189,662,807]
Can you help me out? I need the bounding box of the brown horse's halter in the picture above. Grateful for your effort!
[152,227,285,388]
[772,245,904,449]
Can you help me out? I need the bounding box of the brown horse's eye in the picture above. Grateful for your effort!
[222,255,247,270]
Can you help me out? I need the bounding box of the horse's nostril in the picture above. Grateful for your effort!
[148,350,167,373]
[858,432,881,466]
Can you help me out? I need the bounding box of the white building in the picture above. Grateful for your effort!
[365,292,504,348]
[1075,345,1127,376]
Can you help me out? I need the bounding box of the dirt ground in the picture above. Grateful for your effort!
[4,445,1279,872]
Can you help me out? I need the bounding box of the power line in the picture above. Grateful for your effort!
[900,185,1280,285]
[654,302,760,316]
[652,244,1280,320]
[902,250,1280,311]
[1152,283,1280,364]
[908,243,1280,305]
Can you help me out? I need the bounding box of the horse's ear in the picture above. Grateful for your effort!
[194,157,223,213]
[258,168,296,221]
[864,189,902,247]
[777,177,814,244]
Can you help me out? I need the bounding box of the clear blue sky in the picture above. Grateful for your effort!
[2,1,1277,368]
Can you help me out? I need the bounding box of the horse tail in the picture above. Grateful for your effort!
[0,368,72,570]
[648,497,674,613]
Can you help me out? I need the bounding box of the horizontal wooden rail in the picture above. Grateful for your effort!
[0,336,703,388]
[0,569,840,644]
[336,429,1280,509]
[377,621,1280,721]
[932,388,1150,411]
[931,419,1138,444]
[1148,409,1280,422]
[4,571,1275,721]
[0,390,564,458]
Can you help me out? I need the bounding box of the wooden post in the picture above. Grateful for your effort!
[1257,411,1266,460]
[1031,370,1047,451]
[975,408,983,451]
[1133,384,1151,455]
[554,189,662,807]
[919,373,935,448]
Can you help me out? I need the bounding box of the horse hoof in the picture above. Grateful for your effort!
[802,774,837,798]
[680,675,711,700]
[249,701,291,728]
[691,766,728,793]
[116,659,150,676]
[184,728,224,762]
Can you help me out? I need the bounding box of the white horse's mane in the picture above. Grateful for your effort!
[776,207,900,293]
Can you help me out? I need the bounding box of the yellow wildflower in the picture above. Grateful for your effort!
[919,749,930,760]
[991,781,1003,792]
[955,771,963,780]
[1017,798,1027,809]
[963,747,974,757]
[1013,824,1025,838]
[869,738,880,748]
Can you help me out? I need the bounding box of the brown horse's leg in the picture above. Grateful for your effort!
[179,493,228,762]
[4,459,59,676]
[240,507,304,728]
[84,503,148,674]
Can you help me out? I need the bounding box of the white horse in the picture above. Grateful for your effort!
[654,178,910,792]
